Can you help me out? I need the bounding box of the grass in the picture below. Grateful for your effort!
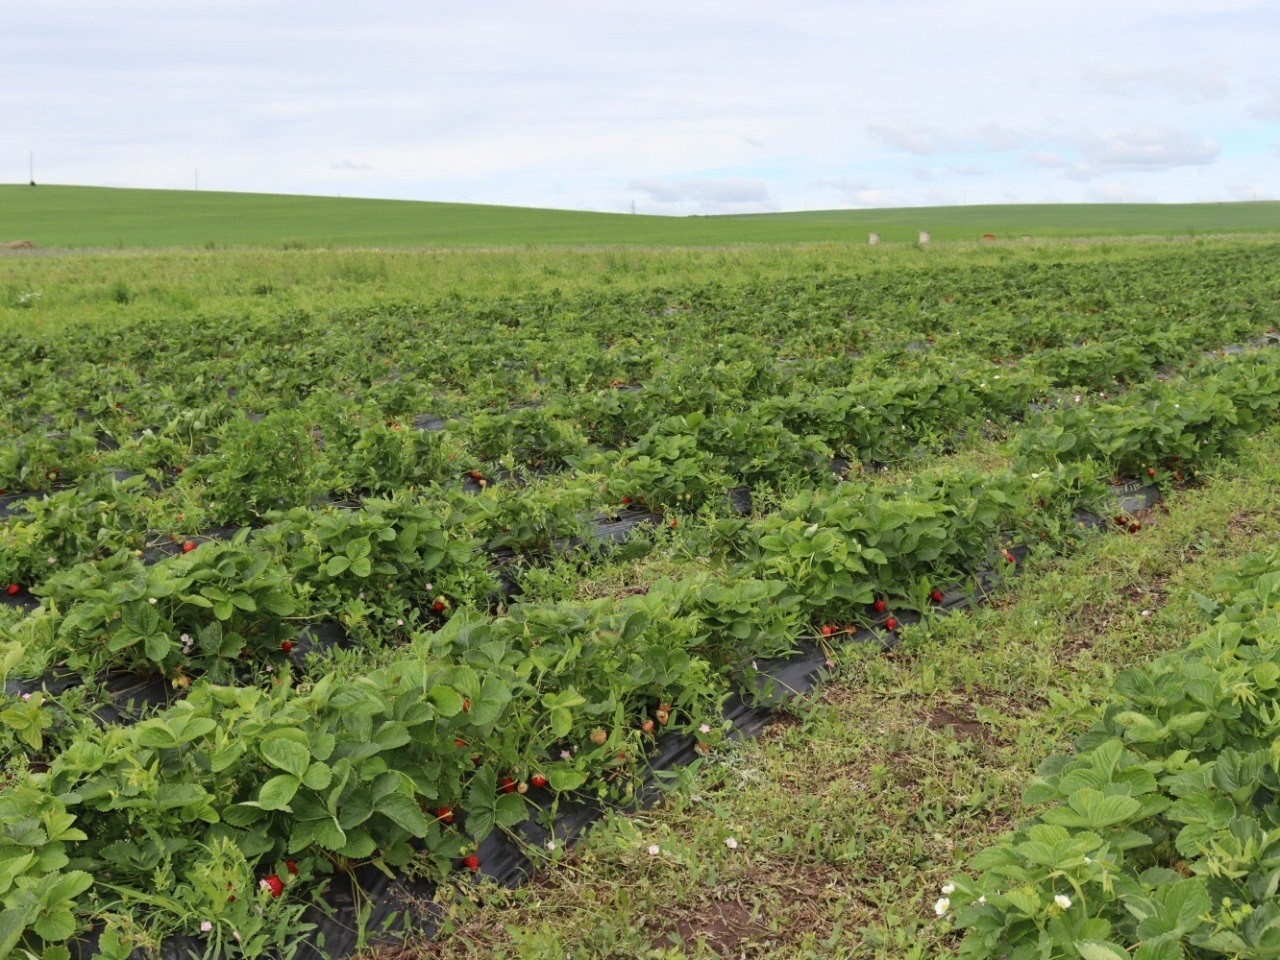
[1,185,1278,249]
[385,426,1280,960]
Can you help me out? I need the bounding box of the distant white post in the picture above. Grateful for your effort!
[868,232,880,245]
[918,230,931,245]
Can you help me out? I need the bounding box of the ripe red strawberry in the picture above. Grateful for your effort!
[530,773,548,789]
[885,617,898,631]
[259,874,284,898]
[437,806,455,824]
[930,589,944,603]
[872,599,886,614]
[500,776,517,794]
[620,496,632,505]
[182,541,196,554]
[285,859,299,876]
[669,518,678,528]
[1147,468,1156,478]
[462,855,479,872]
[468,470,484,481]
[462,698,471,713]
[280,640,294,654]
[1003,550,1016,564]
[454,738,468,749]
[820,624,833,637]
[433,598,447,612]
[6,584,19,596]
[471,754,483,767]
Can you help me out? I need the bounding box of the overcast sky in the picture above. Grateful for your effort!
[3,1,1278,214]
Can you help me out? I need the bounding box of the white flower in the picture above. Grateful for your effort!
[148,597,158,604]
[560,749,572,760]
[396,619,404,626]
[21,692,31,701]
[47,556,56,565]
[1054,894,1072,909]
[180,633,191,643]
[698,723,711,734]
[977,895,986,904]
[200,921,213,933]
[647,844,660,856]
[724,837,739,850]
[545,840,557,851]
[934,897,950,916]
[941,883,955,895]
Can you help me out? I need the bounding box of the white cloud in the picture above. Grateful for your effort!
[1085,181,1157,203]
[1076,126,1219,171]
[1251,88,1280,119]
[628,176,775,213]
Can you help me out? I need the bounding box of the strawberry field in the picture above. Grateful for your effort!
[3,238,1280,959]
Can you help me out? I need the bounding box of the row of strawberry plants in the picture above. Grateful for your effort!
[10,348,1280,955]
[6,242,1275,448]
[947,545,1280,959]
[4,324,1271,610]
[7,340,1280,692]
[5,243,1276,495]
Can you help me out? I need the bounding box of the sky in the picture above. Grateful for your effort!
[3,0,1278,215]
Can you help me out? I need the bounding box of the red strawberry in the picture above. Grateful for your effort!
[884,617,898,631]
[285,859,298,876]
[462,698,471,713]
[820,624,833,637]
[259,874,284,898]
[437,806,455,824]
[500,776,517,794]
[6,584,19,596]
[468,470,484,481]
[280,640,294,654]
[182,541,196,554]
[433,598,447,612]
[1003,550,1016,564]
[872,599,886,614]
[471,754,483,767]
[669,518,678,528]
[930,589,944,603]
[454,737,468,749]
[620,496,632,505]
[1147,468,1156,478]
[462,854,479,872]
[641,719,655,734]
[530,773,548,789]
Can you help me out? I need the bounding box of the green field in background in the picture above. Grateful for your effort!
[2,184,1278,249]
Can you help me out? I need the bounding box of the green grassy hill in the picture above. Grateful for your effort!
[2,184,1278,249]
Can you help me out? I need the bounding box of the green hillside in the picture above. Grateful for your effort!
[2,184,1278,249]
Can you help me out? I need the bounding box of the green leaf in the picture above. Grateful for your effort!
[428,686,463,716]
[1075,942,1129,960]
[302,762,333,790]
[325,556,351,577]
[260,735,311,779]
[257,774,301,810]
[495,793,528,828]
[143,633,172,663]
[548,768,587,792]
[377,794,432,836]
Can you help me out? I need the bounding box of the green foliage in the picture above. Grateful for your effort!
[950,547,1280,959]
